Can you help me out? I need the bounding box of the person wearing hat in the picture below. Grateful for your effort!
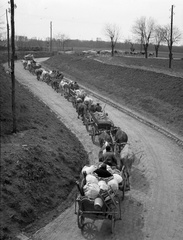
[73,81,79,90]
[102,145,118,169]
[95,103,102,112]
[93,163,112,178]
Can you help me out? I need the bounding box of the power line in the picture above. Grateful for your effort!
[0,13,6,18]
[169,5,174,68]
[0,3,8,9]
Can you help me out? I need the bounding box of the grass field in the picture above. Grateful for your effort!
[44,53,183,138]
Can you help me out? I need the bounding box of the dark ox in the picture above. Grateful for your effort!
[76,102,87,121]
[98,131,112,148]
[35,68,43,80]
[110,127,128,153]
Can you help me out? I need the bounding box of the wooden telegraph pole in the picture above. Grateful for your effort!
[6,9,10,67]
[50,21,52,52]
[10,0,17,133]
[169,5,174,68]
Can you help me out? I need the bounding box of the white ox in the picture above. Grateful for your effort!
[74,89,86,100]
[118,144,135,190]
[39,70,49,82]
[59,79,71,96]
[25,60,32,71]
[84,96,93,109]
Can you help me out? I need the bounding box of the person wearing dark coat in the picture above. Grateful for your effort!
[94,163,112,178]
[73,81,79,90]
[95,103,102,112]
[102,145,118,168]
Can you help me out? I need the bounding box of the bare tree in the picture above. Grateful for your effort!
[162,24,181,58]
[55,33,70,51]
[153,25,164,57]
[105,24,120,56]
[132,16,155,58]
[125,39,135,53]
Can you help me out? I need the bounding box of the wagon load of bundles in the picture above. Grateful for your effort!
[76,163,123,210]
[24,54,34,60]
[90,112,114,130]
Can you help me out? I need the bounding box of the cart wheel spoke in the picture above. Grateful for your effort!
[111,216,115,233]
[84,118,89,131]
[91,127,95,143]
[77,210,84,229]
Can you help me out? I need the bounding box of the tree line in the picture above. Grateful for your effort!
[105,16,182,60]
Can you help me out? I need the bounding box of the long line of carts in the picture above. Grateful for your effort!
[67,88,128,233]
[22,56,128,233]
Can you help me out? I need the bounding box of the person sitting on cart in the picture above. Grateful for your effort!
[94,163,112,178]
[73,81,79,90]
[95,103,102,112]
[102,145,119,169]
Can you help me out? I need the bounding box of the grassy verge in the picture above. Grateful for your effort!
[0,52,89,239]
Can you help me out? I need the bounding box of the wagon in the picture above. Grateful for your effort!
[69,89,77,106]
[75,186,121,233]
[87,111,114,143]
[24,54,34,61]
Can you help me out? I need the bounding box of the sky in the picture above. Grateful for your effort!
[0,0,183,44]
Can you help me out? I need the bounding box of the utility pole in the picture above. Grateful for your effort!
[169,5,173,68]
[50,21,52,52]
[6,9,10,67]
[10,0,16,133]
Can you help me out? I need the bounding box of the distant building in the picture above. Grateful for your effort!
[96,38,102,41]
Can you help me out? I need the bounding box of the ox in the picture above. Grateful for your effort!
[40,70,50,82]
[51,79,62,92]
[44,70,57,85]
[56,71,64,80]
[76,102,87,121]
[25,60,32,71]
[72,82,79,90]
[110,127,128,153]
[22,60,27,69]
[89,103,102,113]
[30,62,41,75]
[98,131,112,148]
[149,52,154,57]
[75,89,86,100]
[84,96,93,111]
[35,68,44,80]
[116,144,135,190]
[59,80,69,96]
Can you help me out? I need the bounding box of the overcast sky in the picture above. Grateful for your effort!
[0,0,183,44]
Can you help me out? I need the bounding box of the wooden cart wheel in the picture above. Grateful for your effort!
[121,178,126,201]
[77,209,85,229]
[73,101,76,108]
[111,215,115,233]
[117,195,122,220]
[72,98,76,108]
[86,122,89,132]
[84,117,89,132]
[121,167,127,201]
[91,126,95,143]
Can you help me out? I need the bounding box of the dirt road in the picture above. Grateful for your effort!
[14,61,183,240]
